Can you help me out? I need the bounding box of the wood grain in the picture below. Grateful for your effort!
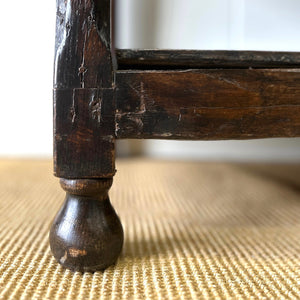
[116,49,300,69]
[54,88,115,178]
[50,178,123,272]
[53,0,116,178]
[115,69,300,140]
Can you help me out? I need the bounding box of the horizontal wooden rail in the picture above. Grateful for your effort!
[115,69,300,140]
[116,49,300,69]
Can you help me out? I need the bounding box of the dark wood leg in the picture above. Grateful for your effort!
[51,0,119,272]
[50,178,123,272]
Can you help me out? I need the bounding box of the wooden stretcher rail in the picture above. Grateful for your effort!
[115,68,300,140]
[116,49,300,69]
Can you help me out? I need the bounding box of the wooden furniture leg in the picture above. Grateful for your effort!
[50,0,123,272]
[50,179,123,272]
[50,0,300,272]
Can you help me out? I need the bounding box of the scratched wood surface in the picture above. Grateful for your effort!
[53,0,116,178]
[116,49,300,69]
[53,0,300,178]
[51,0,300,273]
[115,69,300,140]
[51,0,125,273]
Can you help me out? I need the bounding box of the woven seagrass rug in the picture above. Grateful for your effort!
[1,159,300,299]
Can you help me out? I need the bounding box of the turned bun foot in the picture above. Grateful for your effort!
[49,179,123,272]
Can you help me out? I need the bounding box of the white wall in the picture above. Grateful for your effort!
[115,0,300,51]
[0,0,55,157]
[1,0,300,161]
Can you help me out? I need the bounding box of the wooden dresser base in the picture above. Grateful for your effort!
[51,0,300,272]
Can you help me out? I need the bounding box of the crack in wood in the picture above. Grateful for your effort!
[70,89,76,123]
[90,95,102,123]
